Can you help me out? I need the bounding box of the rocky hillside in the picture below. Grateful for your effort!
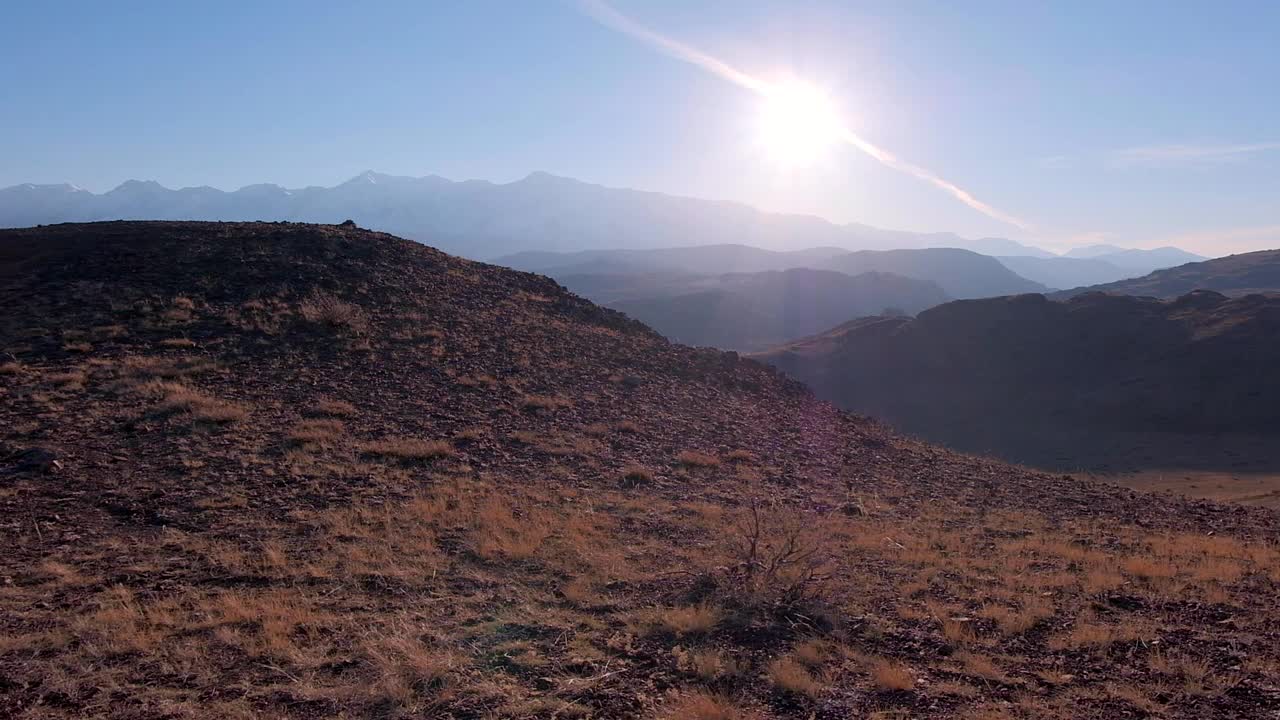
[758,291,1280,472]
[3,222,1279,719]
[1056,249,1280,298]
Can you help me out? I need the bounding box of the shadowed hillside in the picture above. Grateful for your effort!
[3,222,1279,719]
[758,291,1280,472]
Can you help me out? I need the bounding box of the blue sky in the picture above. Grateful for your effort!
[3,0,1278,254]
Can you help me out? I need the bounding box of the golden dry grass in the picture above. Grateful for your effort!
[767,656,825,697]
[360,437,455,460]
[620,464,654,486]
[140,380,248,424]
[676,450,721,467]
[660,691,758,720]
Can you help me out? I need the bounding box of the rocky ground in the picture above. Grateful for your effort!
[2,221,1278,719]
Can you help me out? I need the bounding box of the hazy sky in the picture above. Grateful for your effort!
[3,1,1278,254]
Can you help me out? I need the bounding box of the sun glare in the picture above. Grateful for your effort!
[755,78,846,168]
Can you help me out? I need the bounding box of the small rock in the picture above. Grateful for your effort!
[15,448,62,473]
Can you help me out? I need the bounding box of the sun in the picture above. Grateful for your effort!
[754,78,845,168]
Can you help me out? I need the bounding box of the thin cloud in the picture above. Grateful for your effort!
[1112,141,1280,167]
[577,0,1034,232]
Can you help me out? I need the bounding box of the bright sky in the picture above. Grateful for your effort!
[3,1,1278,254]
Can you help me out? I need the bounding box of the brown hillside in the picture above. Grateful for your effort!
[3,222,1279,719]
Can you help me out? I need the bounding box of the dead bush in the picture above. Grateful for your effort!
[298,292,369,335]
[706,499,832,633]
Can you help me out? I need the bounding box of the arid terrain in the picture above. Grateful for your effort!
[3,222,1280,719]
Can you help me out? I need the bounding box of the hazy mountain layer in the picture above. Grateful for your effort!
[757,290,1280,471]
[1,172,1055,259]
[503,244,1045,299]
[603,268,949,351]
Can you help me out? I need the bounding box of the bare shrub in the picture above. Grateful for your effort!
[298,292,369,335]
[723,500,830,617]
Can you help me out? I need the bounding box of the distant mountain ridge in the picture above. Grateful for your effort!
[1,172,1055,260]
[500,244,1045,299]
[1056,249,1280,298]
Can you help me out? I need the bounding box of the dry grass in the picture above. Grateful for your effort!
[620,465,654,487]
[287,418,345,447]
[868,658,915,691]
[642,603,721,637]
[979,596,1054,635]
[954,651,1010,684]
[673,647,743,681]
[310,398,359,417]
[767,655,825,697]
[141,380,248,424]
[360,437,455,460]
[520,394,570,411]
[469,496,552,560]
[454,427,486,443]
[660,691,757,720]
[1046,614,1145,650]
[676,450,721,468]
[455,374,498,389]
